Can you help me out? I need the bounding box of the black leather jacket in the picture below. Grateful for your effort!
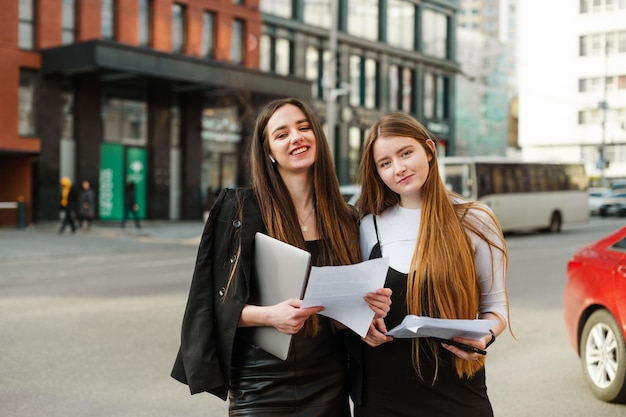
[171,188,265,399]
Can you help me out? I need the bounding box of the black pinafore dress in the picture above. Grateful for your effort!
[352,217,493,417]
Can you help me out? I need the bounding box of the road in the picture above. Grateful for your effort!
[1,218,625,416]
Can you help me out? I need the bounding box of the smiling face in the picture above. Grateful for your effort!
[372,135,435,208]
[266,104,317,177]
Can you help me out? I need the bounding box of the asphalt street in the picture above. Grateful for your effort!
[2,218,626,417]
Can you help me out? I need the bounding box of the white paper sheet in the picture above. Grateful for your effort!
[301,257,389,338]
[386,315,497,340]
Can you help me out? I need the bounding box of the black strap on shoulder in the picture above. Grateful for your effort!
[369,216,383,260]
[373,215,381,243]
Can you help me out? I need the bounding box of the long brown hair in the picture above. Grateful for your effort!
[358,112,508,379]
[250,97,361,334]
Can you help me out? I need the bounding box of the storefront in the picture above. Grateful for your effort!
[37,40,311,221]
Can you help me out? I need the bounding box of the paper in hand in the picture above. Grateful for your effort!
[386,315,497,340]
[301,257,389,337]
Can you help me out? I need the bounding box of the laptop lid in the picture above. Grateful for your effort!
[249,232,312,360]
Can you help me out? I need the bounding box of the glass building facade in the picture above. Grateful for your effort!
[260,0,459,183]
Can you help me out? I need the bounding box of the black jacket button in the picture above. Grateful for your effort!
[219,287,225,297]
[233,220,241,228]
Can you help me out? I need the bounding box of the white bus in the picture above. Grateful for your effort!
[440,157,589,233]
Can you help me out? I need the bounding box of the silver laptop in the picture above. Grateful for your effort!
[250,232,312,360]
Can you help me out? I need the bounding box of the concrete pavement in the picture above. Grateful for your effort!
[0,220,206,261]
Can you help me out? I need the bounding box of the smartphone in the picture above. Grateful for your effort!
[431,337,487,355]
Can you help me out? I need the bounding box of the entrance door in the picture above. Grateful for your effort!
[99,144,147,221]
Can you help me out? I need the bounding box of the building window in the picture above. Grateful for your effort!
[606,32,616,53]
[348,127,363,183]
[591,77,601,92]
[18,0,35,50]
[260,35,271,71]
[349,55,362,107]
[387,0,414,50]
[201,107,241,195]
[260,27,293,75]
[172,4,186,53]
[305,46,322,99]
[364,58,377,109]
[579,78,587,92]
[389,65,412,112]
[389,64,399,111]
[580,0,588,12]
[350,55,378,109]
[348,0,378,41]
[401,67,413,113]
[260,0,292,18]
[231,19,245,64]
[19,69,37,136]
[349,55,378,109]
[62,0,76,44]
[138,0,152,47]
[423,72,434,119]
[201,11,216,58]
[436,75,449,119]
[303,0,331,28]
[102,0,116,40]
[579,35,588,56]
[618,75,626,89]
[619,31,626,53]
[233,0,243,5]
[102,98,147,145]
[592,0,601,12]
[100,0,117,40]
[275,37,292,75]
[422,8,448,59]
[591,34,602,55]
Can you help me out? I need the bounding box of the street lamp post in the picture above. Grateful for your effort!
[325,0,350,162]
[326,0,339,162]
[599,41,609,188]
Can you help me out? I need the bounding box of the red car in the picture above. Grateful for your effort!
[564,226,626,403]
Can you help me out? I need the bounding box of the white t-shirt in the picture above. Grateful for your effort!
[360,204,508,324]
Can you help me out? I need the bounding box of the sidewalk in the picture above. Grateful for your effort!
[0,220,205,261]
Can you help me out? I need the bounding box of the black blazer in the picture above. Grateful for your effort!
[171,188,265,399]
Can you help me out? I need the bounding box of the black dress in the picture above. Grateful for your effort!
[351,221,493,417]
[228,240,350,417]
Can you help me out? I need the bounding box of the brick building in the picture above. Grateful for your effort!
[0,0,310,226]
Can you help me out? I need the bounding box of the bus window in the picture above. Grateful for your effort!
[504,166,517,193]
[528,165,539,192]
[443,165,465,195]
[515,167,528,192]
[475,164,492,199]
[492,167,504,194]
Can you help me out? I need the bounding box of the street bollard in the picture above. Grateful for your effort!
[16,196,26,229]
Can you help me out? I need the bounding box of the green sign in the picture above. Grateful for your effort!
[126,147,147,219]
[99,143,125,220]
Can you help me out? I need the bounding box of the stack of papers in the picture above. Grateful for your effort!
[385,315,497,340]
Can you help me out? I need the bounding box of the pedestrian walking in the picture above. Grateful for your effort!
[58,176,77,234]
[121,181,141,229]
[78,180,95,229]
